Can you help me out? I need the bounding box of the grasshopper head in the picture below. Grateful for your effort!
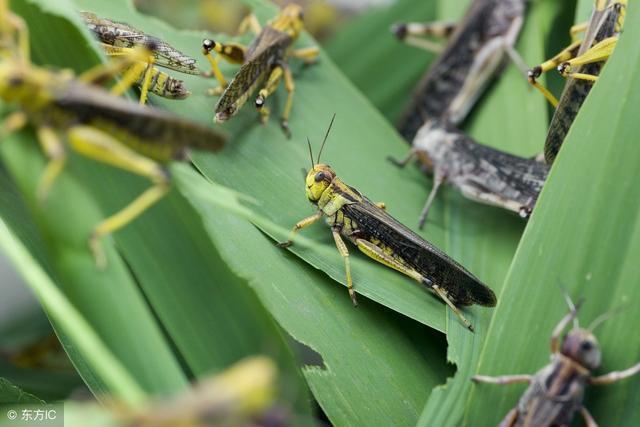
[561,328,601,370]
[271,4,305,39]
[305,164,335,203]
[0,61,53,108]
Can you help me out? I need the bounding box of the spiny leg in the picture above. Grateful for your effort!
[558,36,617,81]
[333,229,357,306]
[277,211,323,247]
[391,21,457,53]
[289,46,320,65]
[255,65,284,126]
[66,126,170,268]
[2,6,29,64]
[590,362,640,385]
[35,126,66,203]
[418,173,444,230]
[472,374,532,385]
[280,65,295,138]
[570,21,588,41]
[579,406,598,427]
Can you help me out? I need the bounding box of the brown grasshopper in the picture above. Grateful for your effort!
[389,119,549,228]
[201,4,319,137]
[473,296,640,426]
[527,0,626,164]
[392,0,527,141]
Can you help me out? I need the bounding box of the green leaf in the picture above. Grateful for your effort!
[0,377,44,405]
[325,0,437,122]
[465,1,640,426]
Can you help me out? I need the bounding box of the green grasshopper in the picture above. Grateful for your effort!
[0,4,226,266]
[527,0,626,164]
[81,11,201,103]
[473,294,640,426]
[393,0,527,141]
[278,116,496,331]
[201,4,319,137]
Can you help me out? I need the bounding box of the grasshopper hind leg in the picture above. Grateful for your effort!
[354,237,474,331]
[65,126,171,268]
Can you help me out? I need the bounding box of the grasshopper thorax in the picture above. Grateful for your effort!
[560,328,601,371]
[305,164,335,204]
[270,4,305,40]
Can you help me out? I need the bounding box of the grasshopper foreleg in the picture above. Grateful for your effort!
[472,374,532,385]
[418,174,444,230]
[387,149,416,168]
[589,362,640,385]
[66,126,171,268]
[0,111,27,138]
[277,211,323,248]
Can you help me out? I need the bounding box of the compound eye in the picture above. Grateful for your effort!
[314,172,325,182]
[299,10,304,20]
[581,341,593,352]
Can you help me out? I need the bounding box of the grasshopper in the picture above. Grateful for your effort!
[473,295,640,427]
[527,0,626,164]
[278,116,496,331]
[81,11,201,103]
[389,119,549,228]
[392,0,527,141]
[201,4,319,137]
[0,3,226,266]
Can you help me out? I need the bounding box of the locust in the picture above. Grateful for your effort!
[389,119,549,228]
[81,11,201,103]
[278,116,496,331]
[473,294,640,427]
[201,4,319,137]
[392,0,527,141]
[0,4,226,266]
[527,0,626,164]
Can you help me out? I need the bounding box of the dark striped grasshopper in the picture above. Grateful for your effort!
[0,3,226,266]
[278,116,496,331]
[527,0,626,164]
[393,0,527,141]
[389,119,549,228]
[473,295,640,427]
[81,11,201,103]
[201,4,319,137]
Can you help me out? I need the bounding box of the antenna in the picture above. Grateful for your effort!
[306,137,314,168]
[316,113,336,164]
